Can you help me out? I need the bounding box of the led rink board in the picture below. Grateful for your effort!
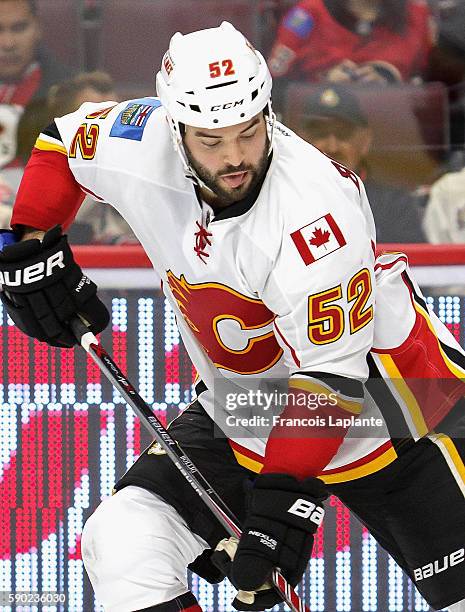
[0,290,462,612]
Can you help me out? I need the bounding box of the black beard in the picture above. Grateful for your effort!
[184,137,270,206]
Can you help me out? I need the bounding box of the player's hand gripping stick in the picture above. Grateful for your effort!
[71,317,311,612]
[212,473,326,610]
[0,227,109,347]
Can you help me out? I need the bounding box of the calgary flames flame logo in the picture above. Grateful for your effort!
[167,270,283,374]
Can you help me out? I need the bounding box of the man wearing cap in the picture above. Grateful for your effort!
[300,84,425,243]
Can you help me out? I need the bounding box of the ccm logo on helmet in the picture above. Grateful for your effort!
[414,548,465,581]
[0,252,65,286]
[211,100,244,111]
[288,499,325,526]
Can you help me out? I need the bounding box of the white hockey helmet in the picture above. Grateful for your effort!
[157,21,272,129]
[156,22,274,179]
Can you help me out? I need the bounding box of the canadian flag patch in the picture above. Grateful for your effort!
[290,213,346,265]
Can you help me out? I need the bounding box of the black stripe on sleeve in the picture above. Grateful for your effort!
[403,270,465,371]
[295,371,364,401]
[42,121,63,143]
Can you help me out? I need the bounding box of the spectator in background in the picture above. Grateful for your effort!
[1,70,136,244]
[423,165,465,242]
[427,0,465,152]
[16,70,117,166]
[2,71,116,199]
[268,0,434,85]
[0,0,72,170]
[300,85,426,242]
[48,72,136,245]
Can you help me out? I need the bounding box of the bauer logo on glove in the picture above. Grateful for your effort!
[288,498,325,525]
[0,225,109,347]
[0,250,64,286]
[211,473,328,611]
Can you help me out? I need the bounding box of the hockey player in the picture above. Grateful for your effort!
[1,22,465,612]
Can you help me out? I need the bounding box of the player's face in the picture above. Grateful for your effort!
[303,117,371,172]
[183,113,269,206]
[0,0,40,81]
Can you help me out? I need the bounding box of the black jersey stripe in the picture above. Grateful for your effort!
[366,353,414,452]
[194,379,208,397]
[296,370,364,401]
[438,337,465,372]
[403,271,465,372]
[42,121,63,143]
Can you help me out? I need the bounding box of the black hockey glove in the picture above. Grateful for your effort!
[211,473,327,611]
[0,226,109,347]
[188,548,225,584]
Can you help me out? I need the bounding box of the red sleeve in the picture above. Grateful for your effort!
[268,1,315,77]
[383,1,433,80]
[261,376,364,480]
[11,148,86,231]
[412,2,434,76]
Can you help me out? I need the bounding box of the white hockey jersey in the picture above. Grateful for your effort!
[19,97,465,483]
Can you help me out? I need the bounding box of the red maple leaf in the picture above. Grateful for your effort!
[309,227,331,248]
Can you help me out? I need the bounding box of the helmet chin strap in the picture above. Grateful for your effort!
[166,104,276,193]
[167,117,212,192]
[265,102,276,155]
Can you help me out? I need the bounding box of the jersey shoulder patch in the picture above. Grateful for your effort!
[109,98,162,141]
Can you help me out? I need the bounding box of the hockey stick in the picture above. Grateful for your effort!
[71,318,309,612]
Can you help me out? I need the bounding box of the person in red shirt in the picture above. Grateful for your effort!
[0,0,72,170]
[268,0,434,84]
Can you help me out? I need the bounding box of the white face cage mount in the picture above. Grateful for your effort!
[155,21,275,188]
